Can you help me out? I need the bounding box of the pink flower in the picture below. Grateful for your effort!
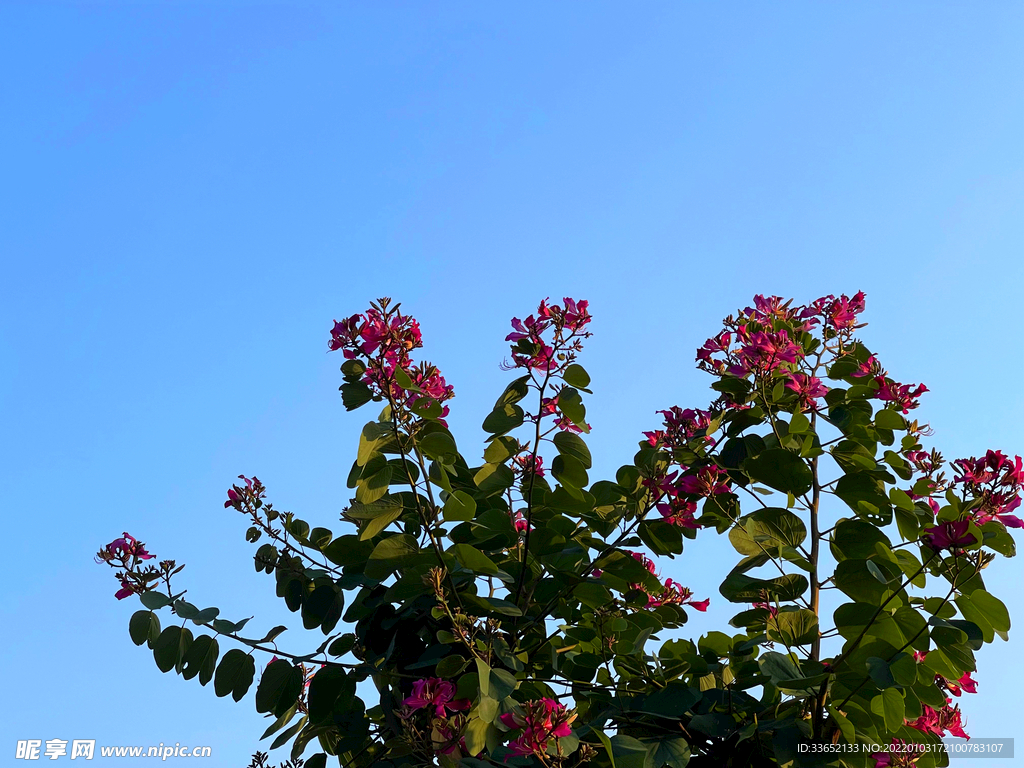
[851,354,880,378]
[512,511,530,534]
[97,532,154,563]
[907,699,969,740]
[403,678,470,718]
[630,551,657,574]
[753,601,778,618]
[676,465,731,497]
[500,699,577,758]
[874,377,928,414]
[657,498,699,529]
[114,578,136,601]
[821,291,866,330]
[940,672,978,697]
[922,520,975,551]
[784,372,829,407]
[730,330,803,377]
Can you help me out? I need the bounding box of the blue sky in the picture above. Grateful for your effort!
[1,3,1021,766]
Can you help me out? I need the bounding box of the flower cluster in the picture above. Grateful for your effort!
[873,376,928,414]
[692,293,877,413]
[403,678,470,718]
[505,298,592,373]
[224,474,266,511]
[499,698,577,758]
[953,450,1024,530]
[626,552,709,611]
[938,671,978,698]
[329,299,455,420]
[512,452,545,480]
[643,406,714,449]
[905,698,969,740]
[640,461,732,530]
[95,532,156,600]
[399,678,471,757]
[921,520,975,552]
[538,394,590,434]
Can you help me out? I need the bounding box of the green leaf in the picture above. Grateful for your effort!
[835,473,893,525]
[420,432,459,463]
[488,668,518,700]
[563,364,591,389]
[640,684,702,717]
[556,388,589,433]
[594,730,616,768]
[322,535,374,567]
[728,507,806,555]
[357,422,385,466]
[364,534,420,580]
[770,609,819,646]
[870,688,905,733]
[302,585,345,634]
[152,626,192,674]
[307,667,353,724]
[830,519,891,561]
[719,571,808,603]
[834,559,897,603]
[463,717,489,756]
[327,634,355,657]
[214,649,256,701]
[552,453,589,491]
[181,635,219,685]
[966,590,1010,632]
[865,656,896,689]
[473,462,515,496]
[645,737,692,768]
[889,488,915,512]
[482,403,525,436]
[483,436,519,464]
[827,705,857,744]
[874,409,906,430]
[129,610,161,647]
[256,660,304,717]
[553,431,593,468]
[443,490,477,522]
[610,735,650,768]
[638,519,684,556]
[139,591,171,610]
[341,381,373,411]
[744,449,813,495]
[450,544,499,575]
[494,375,530,407]
[355,456,392,504]
[758,651,803,685]
[834,603,904,648]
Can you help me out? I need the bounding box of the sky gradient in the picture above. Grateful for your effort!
[1,3,1022,765]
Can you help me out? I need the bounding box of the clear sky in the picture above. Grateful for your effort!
[1,3,1021,766]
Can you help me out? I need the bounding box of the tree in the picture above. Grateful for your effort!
[98,294,1020,768]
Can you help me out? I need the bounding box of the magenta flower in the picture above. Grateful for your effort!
[907,699,969,740]
[784,372,829,407]
[873,376,928,414]
[402,678,469,718]
[677,465,730,497]
[114,578,136,601]
[850,354,880,378]
[500,699,577,758]
[657,498,699,529]
[922,520,975,551]
[940,671,978,697]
